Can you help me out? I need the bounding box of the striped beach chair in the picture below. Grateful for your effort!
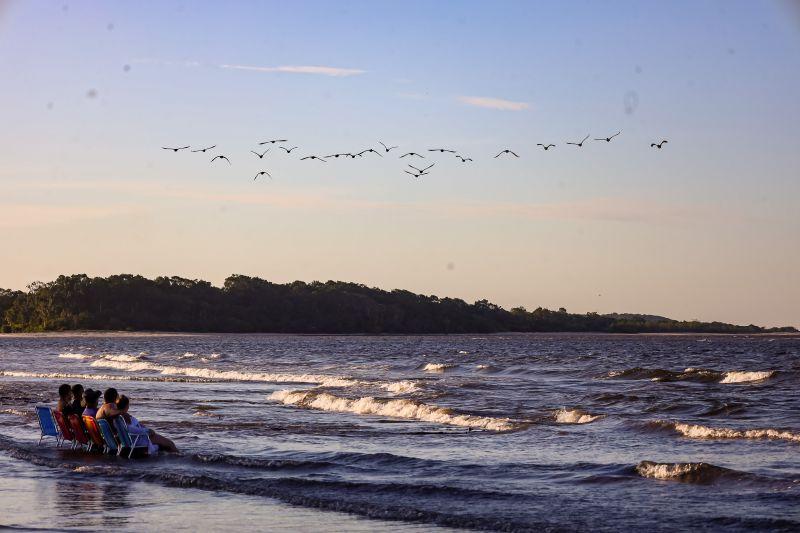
[53,410,76,448]
[113,416,151,459]
[82,415,106,452]
[96,418,119,455]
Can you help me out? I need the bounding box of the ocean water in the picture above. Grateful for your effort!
[0,332,798,531]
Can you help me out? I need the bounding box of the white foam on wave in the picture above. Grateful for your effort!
[269,389,520,431]
[659,420,800,443]
[458,350,469,355]
[719,370,776,384]
[0,408,31,417]
[554,408,604,424]
[381,380,420,394]
[636,461,713,480]
[89,359,358,387]
[423,363,456,372]
[0,370,205,383]
[101,354,144,363]
[58,353,91,360]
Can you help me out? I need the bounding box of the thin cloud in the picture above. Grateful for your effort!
[220,64,365,77]
[458,96,530,111]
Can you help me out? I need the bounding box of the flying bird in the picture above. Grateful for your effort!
[428,148,456,154]
[357,148,383,157]
[399,152,425,159]
[300,155,327,162]
[404,170,430,179]
[279,146,298,153]
[379,141,399,153]
[253,171,272,181]
[210,155,231,165]
[324,153,352,159]
[190,145,216,153]
[650,140,668,149]
[566,135,590,147]
[537,144,555,151]
[259,139,288,145]
[251,149,270,159]
[494,149,519,158]
[162,146,189,152]
[594,131,621,142]
[455,155,473,162]
[409,163,435,174]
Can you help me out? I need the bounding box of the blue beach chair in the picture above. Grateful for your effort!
[96,418,119,455]
[113,416,151,459]
[35,406,60,446]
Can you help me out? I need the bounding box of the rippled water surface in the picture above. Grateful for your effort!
[1,333,798,531]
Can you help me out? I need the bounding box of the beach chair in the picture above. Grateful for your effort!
[82,415,106,452]
[53,410,75,448]
[96,419,119,455]
[113,416,151,459]
[68,414,90,450]
[35,406,60,446]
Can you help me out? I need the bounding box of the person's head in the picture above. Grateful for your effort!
[116,395,130,413]
[71,384,84,403]
[84,388,101,409]
[58,383,72,401]
[103,387,119,405]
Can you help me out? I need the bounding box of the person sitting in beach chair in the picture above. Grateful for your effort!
[70,384,85,415]
[82,389,102,418]
[95,387,122,421]
[56,383,74,415]
[116,395,178,453]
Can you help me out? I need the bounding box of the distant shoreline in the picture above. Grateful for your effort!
[2,274,796,334]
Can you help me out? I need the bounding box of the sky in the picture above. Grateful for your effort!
[0,0,798,327]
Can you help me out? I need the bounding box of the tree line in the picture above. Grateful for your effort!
[0,274,794,334]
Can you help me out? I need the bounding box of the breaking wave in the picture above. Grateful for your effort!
[89,359,358,387]
[649,420,800,443]
[0,369,214,383]
[607,366,776,384]
[635,461,748,483]
[422,363,456,372]
[382,380,420,394]
[57,353,91,360]
[554,409,604,424]
[269,389,521,431]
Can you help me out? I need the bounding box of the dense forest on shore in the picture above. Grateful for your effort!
[0,274,795,334]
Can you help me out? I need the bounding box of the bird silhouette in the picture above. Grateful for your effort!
[428,148,456,154]
[494,149,519,158]
[537,144,555,150]
[251,149,270,159]
[455,155,473,162]
[379,141,399,153]
[300,155,327,162]
[210,155,231,165]
[404,170,431,179]
[594,131,621,142]
[259,139,288,145]
[399,152,425,159]
[566,135,590,147]
[324,153,352,159]
[253,171,272,180]
[357,148,383,157]
[279,146,298,153]
[162,146,189,152]
[409,163,435,174]
[650,140,668,149]
[190,145,216,153]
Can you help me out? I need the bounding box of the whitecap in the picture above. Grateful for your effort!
[719,370,775,384]
[554,408,604,424]
[58,353,92,360]
[657,420,800,443]
[382,380,420,394]
[423,363,456,372]
[269,389,519,431]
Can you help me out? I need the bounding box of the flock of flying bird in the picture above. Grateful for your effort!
[162,131,669,180]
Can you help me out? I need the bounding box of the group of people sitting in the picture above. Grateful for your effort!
[56,383,177,454]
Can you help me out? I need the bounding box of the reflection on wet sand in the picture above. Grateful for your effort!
[55,479,130,528]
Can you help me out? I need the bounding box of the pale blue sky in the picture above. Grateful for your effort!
[1,1,798,326]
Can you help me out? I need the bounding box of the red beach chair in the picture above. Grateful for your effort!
[53,410,75,448]
[68,414,90,450]
[82,415,106,452]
